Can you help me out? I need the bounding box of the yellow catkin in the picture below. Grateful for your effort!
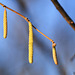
[29,22,33,64]
[52,47,58,65]
[3,7,7,38]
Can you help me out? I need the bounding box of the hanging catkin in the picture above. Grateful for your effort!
[29,22,33,64]
[3,7,7,38]
[52,44,58,65]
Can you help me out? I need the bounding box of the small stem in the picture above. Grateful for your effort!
[0,3,55,43]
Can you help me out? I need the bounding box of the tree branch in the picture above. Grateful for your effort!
[51,0,75,30]
[0,3,55,43]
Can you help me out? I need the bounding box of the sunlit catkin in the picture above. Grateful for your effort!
[3,7,7,38]
[29,22,33,64]
[52,46,58,65]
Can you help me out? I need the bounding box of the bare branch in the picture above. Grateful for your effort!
[51,0,75,30]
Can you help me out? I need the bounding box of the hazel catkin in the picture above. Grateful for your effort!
[28,22,33,64]
[3,7,7,38]
[52,46,58,65]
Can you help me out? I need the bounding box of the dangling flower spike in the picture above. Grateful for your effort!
[28,21,33,64]
[52,43,58,65]
[3,6,7,38]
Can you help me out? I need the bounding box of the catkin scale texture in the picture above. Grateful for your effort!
[29,22,33,64]
[52,47,58,65]
[3,8,7,38]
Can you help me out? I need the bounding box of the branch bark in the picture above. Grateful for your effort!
[51,0,75,30]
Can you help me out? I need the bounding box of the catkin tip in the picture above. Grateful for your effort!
[55,62,58,65]
[29,60,33,64]
[3,35,7,39]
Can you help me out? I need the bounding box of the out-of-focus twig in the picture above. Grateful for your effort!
[51,0,75,30]
[70,54,75,61]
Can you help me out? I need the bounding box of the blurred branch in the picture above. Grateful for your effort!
[17,0,25,8]
[70,54,75,61]
[51,0,75,30]
[15,0,27,10]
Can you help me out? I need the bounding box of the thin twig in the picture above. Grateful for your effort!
[51,0,75,30]
[0,3,55,43]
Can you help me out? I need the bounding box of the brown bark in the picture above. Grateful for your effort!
[51,0,75,30]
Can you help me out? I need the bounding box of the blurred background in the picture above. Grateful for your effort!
[0,0,75,75]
